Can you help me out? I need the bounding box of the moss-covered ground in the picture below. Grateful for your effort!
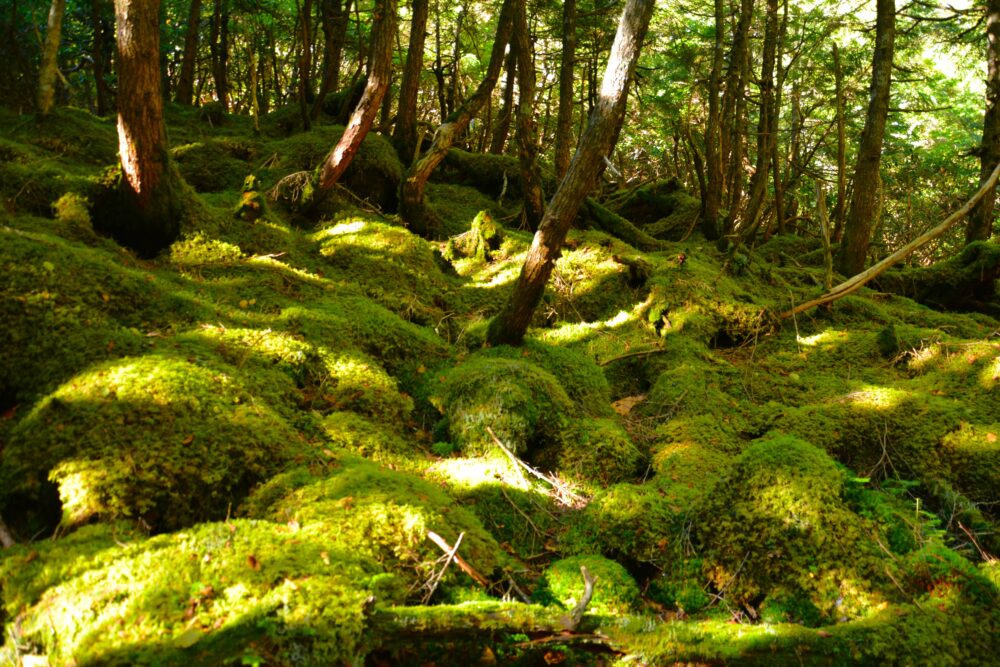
[1,105,998,666]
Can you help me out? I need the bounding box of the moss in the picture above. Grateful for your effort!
[1,354,303,531]
[0,519,391,666]
[321,411,421,464]
[444,210,504,263]
[560,418,642,489]
[169,232,246,265]
[873,240,1000,311]
[243,458,501,589]
[171,139,254,193]
[233,174,267,221]
[697,435,889,622]
[646,559,712,614]
[937,422,1000,507]
[425,182,515,237]
[429,355,576,457]
[536,555,640,615]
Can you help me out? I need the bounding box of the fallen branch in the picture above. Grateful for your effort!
[486,426,586,507]
[426,530,489,588]
[0,513,15,548]
[781,160,1000,319]
[598,346,667,367]
[569,565,598,630]
[422,531,464,603]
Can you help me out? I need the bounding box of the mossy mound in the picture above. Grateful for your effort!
[243,459,502,588]
[171,139,255,193]
[608,179,701,241]
[698,435,888,622]
[0,520,393,666]
[560,418,642,488]
[873,240,1000,312]
[1,354,302,531]
[429,355,576,457]
[436,148,524,199]
[321,411,420,464]
[313,218,449,324]
[535,555,640,615]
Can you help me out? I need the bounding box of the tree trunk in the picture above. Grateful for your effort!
[298,0,314,130]
[311,0,351,119]
[209,0,229,109]
[313,0,396,194]
[488,46,517,154]
[768,0,788,237]
[99,0,182,257]
[837,0,895,276]
[719,0,755,235]
[174,0,201,105]
[400,0,517,237]
[700,0,725,239]
[448,2,467,114]
[487,0,655,347]
[392,0,429,162]
[90,0,112,115]
[740,0,778,240]
[832,42,847,242]
[513,0,544,230]
[968,0,1000,243]
[554,0,576,180]
[37,0,66,116]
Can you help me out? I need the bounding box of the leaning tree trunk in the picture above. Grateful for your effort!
[513,0,544,230]
[400,0,517,237]
[837,0,895,276]
[487,0,656,347]
[99,0,182,256]
[968,0,1000,244]
[37,0,67,116]
[392,0,429,162]
[554,0,577,180]
[174,0,201,105]
[489,47,517,154]
[311,0,396,195]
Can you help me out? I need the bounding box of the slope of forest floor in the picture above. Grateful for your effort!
[1,105,999,666]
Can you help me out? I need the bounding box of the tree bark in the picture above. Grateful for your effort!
[968,0,1000,244]
[209,0,229,109]
[832,42,847,242]
[175,0,201,105]
[400,0,517,237]
[489,46,517,154]
[312,0,397,194]
[554,0,577,180]
[101,0,182,256]
[487,0,655,347]
[700,0,725,239]
[311,0,351,119]
[448,2,467,114]
[513,0,544,230]
[719,0,755,235]
[90,0,113,115]
[297,0,314,130]
[37,0,67,116]
[836,0,895,276]
[392,0,429,162]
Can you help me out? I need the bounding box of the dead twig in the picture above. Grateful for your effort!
[426,530,489,588]
[422,531,464,603]
[486,427,586,507]
[569,565,598,630]
[499,486,546,539]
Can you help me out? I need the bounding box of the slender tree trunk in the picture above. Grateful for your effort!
[740,0,778,240]
[768,0,788,237]
[175,0,201,105]
[297,0,314,130]
[311,0,351,119]
[832,42,847,242]
[486,0,655,347]
[489,46,517,154]
[37,0,66,116]
[100,0,181,256]
[400,0,517,237]
[209,0,229,109]
[719,0,754,235]
[90,0,112,115]
[968,0,1000,243]
[433,0,447,120]
[700,0,725,239]
[313,0,397,195]
[448,2,467,114]
[393,0,429,161]
[513,0,544,229]
[554,0,576,180]
[837,0,894,276]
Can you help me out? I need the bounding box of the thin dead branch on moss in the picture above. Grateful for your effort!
[268,171,312,205]
[486,427,586,508]
[569,565,598,630]
[426,530,489,588]
[421,531,464,603]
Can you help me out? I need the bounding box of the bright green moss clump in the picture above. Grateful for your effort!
[430,355,576,457]
[536,555,640,615]
[560,418,642,488]
[1,354,302,531]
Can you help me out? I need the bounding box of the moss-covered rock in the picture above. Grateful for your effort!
[536,555,640,615]
[430,355,576,457]
[560,418,642,488]
[1,354,303,531]
[171,139,254,193]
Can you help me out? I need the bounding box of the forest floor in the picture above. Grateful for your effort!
[1,105,998,666]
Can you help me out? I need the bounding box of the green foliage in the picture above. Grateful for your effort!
[535,555,641,615]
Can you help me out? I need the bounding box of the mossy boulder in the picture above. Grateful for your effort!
[609,179,701,240]
[560,418,642,488]
[698,435,887,622]
[536,555,640,615]
[171,139,254,193]
[873,240,1000,312]
[321,411,419,464]
[1,354,303,531]
[429,355,576,457]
